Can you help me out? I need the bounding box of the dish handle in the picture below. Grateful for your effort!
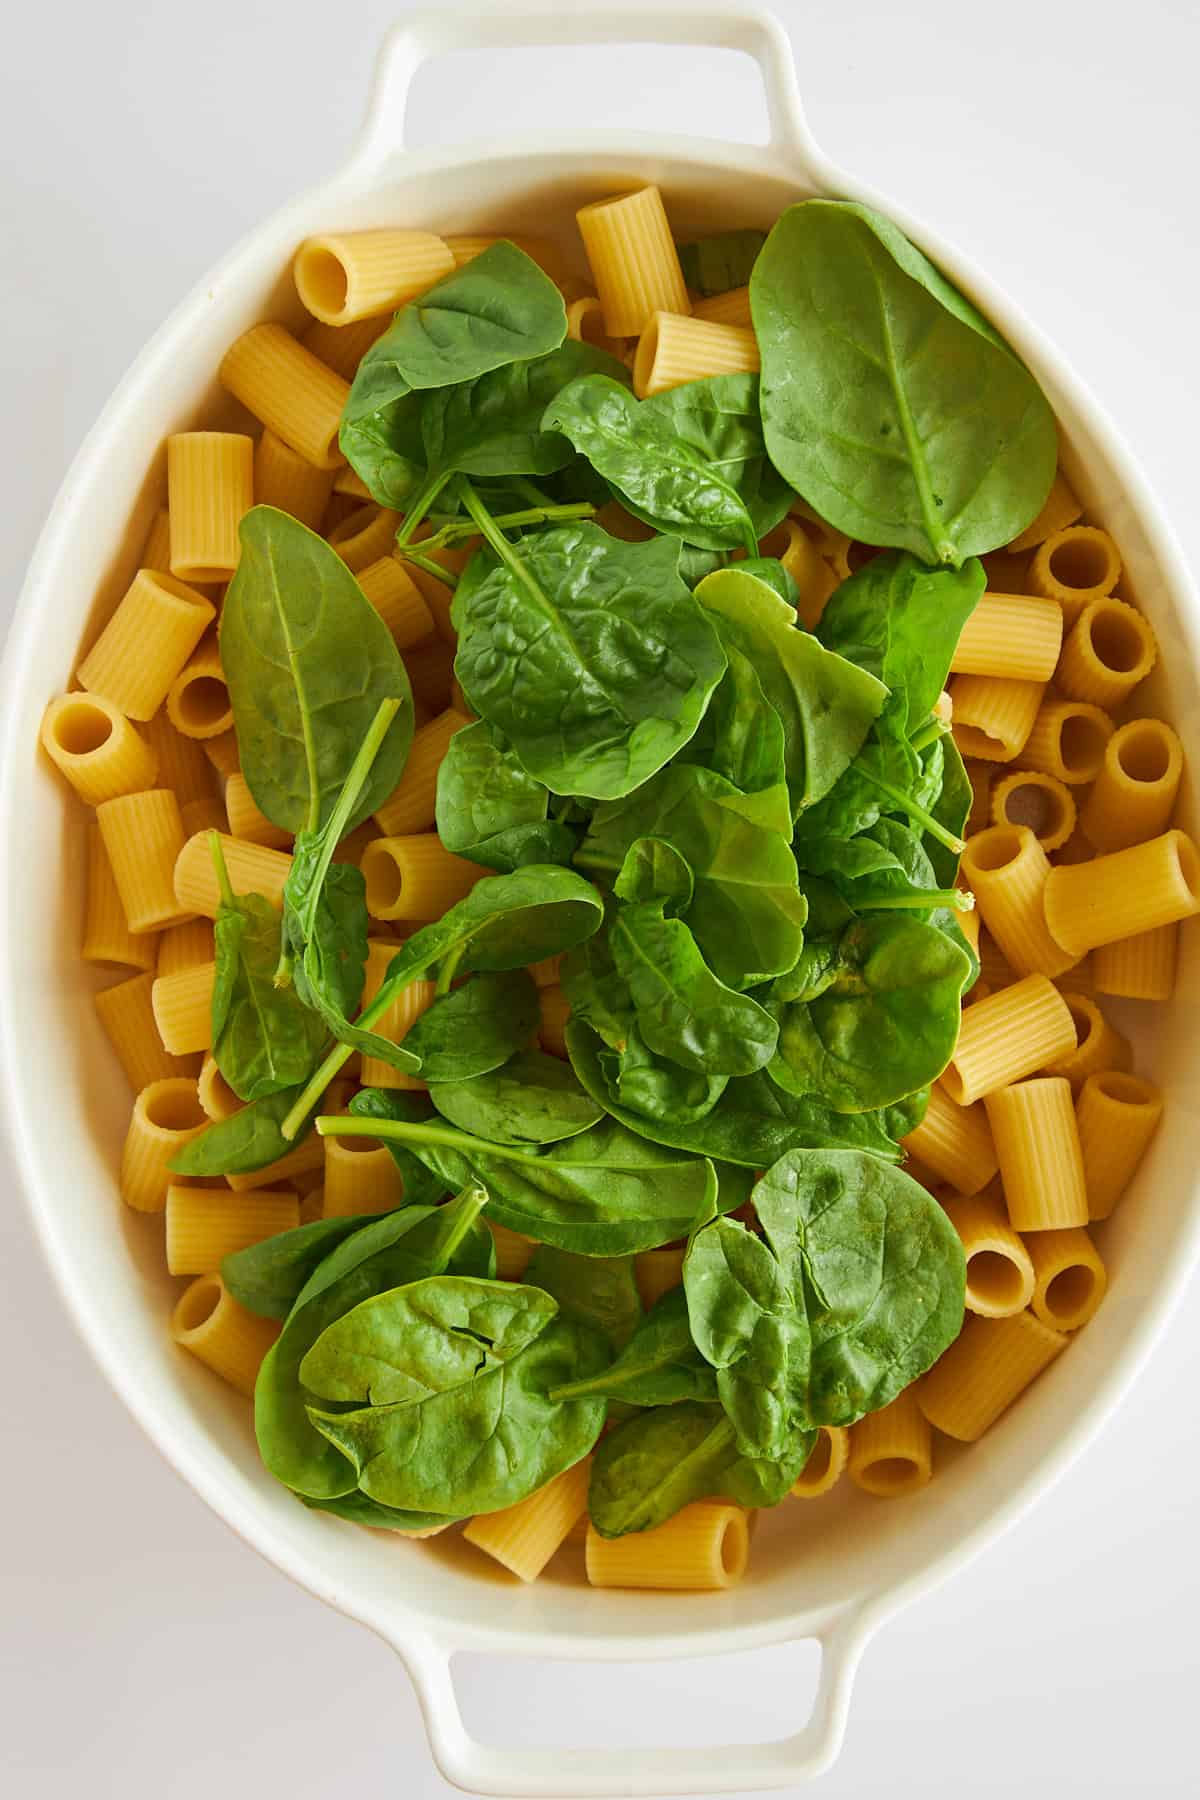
[395,1609,873,1796]
[353,0,818,164]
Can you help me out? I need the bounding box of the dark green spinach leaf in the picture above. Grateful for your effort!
[525,1244,642,1352]
[435,718,578,872]
[549,1287,715,1407]
[401,969,539,1083]
[430,1049,603,1145]
[677,230,766,295]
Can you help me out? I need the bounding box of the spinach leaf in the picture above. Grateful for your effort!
[695,568,886,815]
[220,508,414,835]
[549,1287,716,1406]
[222,1213,400,1320]
[430,1049,603,1145]
[609,901,778,1076]
[577,763,805,989]
[169,1083,315,1178]
[677,230,766,295]
[767,914,971,1112]
[525,1244,642,1352]
[566,1018,907,1166]
[209,838,326,1102]
[338,390,426,512]
[753,1148,966,1425]
[348,1088,448,1207]
[751,200,1056,564]
[541,375,759,555]
[599,1030,729,1127]
[924,735,973,888]
[318,1112,724,1257]
[588,1401,813,1537]
[299,1491,461,1534]
[737,557,798,606]
[452,522,726,801]
[679,638,787,796]
[641,374,792,540]
[435,718,578,872]
[613,838,694,914]
[401,969,539,1083]
[305,1277,608,1515]
[255,1186,494,1501]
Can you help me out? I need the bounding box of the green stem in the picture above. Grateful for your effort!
[428,1182,489,1269]
[316,1114,547,1167]
[281,946,429,1138]
[513,477,556,508]
[397,547,459,589]
[429,501,596,547]
[909,717,951,754]
[208,831,235,910]
[857,769,964,855]
[394,470,455,549]
[857,887,975,914]
[435,942,466,998]
[571,850,620,876]
[459,480,541,588]
[317,698,400,880]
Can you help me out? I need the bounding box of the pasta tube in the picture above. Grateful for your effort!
[961,825,1076,979]
[941,975,1076,1106]
[950,675,1044,762]
[848,1390,933,1497]
[576,186,689,336]
[1056,597,1156,710]
[918,1310,1067,1441]
[1027,1228,1107,1331]
[98,789,190,933]
[171,1274,280,1397]
[586,1502,749,1591]
[293,229,454,323]
[463,1459,591,1582]
[120,1077,209,1213]
[40,693,158,806]
[1079,719,1183,853]
[77,570,215,720]
[942,1188,1035,1317]
[1044,830,1200,956]
[1076,1071,1164,1220]
[983,1078,1089,1231]
[949,594,1063,682]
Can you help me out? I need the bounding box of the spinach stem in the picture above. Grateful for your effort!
[429,501,596,546]
[429,1181,489,1267]
[856,769,964,855]
[281,940,428,1138]
[314,697,400,890]
[857,887,975,914]
[909,717,951,754]
[397,547,459,589]
[394,470,455,549]
[513,477,556,508]
[459,480,544,593]
[316,1114,548,1167]
[208,831,235,910]
[435,942,465,998]
[571,850,620,875]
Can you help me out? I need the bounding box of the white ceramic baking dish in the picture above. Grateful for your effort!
[3,4,1199,1792]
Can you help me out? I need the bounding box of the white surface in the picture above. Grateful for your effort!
[1,1,1198,1794]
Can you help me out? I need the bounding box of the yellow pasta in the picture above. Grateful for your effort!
[538,984,570,1058]
[98,788,190,933]
[983,1077,1088,1231]
[463,1459,591,1582]
[1044,829,1200,956]
[156,918,214,977]
[202,728,241,779]
[758,519,837,630]
[1027,1228,1107,1331]
[322,1135,405,1217]
[152,961,215,1056]
[576,186,689,337]
[960,825,1076,979]
[528,953,562,989]
[1057,597,1157,711]
[401,531,473,639]
[95,972,198,1090]
[294,229,454,324]
[166,432,253,582]
[1076,1071,1164,1221]
[565,295,626,357]
[165,628,232,740]
[692,285,753,327]
[165,1184,298,1275]
[586,1502,748,1591]
[989,770,1076,854]
[965,760,993,835]
[918,1309,1067,1441]
[373,707,470,837]
[941,975,1076,1106]
[975,929,1015,992]
[634,1246,684,1311]
[790,1426,849,1499]
[197,1053,240,1121]
[357,556,435,649]
[332,818,379,867]
[222,772,291,850]
[171,1274,280,1397]
[361,833,482,920]
[226,1130,325,1193]
[950,673,1046,764]
[1093,923,1178,1000]
[302,314,391,382]
[633,312,759,398]
[253,428,335,529]
[489,1220,535,1281]
[848,1390,933,1497]
[327,504,401,574]
[901,1082,998,1196]
[403,636,455,712]
[1006,471,1082,552]
[219,322,349,469]
[358,939,435,1088]
[140,706,215,810]
[1042,992,1131,1091]
[40,692,158,806]
[139,506,173,569]
[949,593,1063,682]
[77,570,215,720]
[1029,525,1121,624]
[120,1077,208,1212]
[943,1187,1035,1316]
[82,823,156,970]
[1080,719,1183,853]
[1017,695,1113,785]
[174,831,292,917]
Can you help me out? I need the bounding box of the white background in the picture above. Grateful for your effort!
[2,1,1198,1793]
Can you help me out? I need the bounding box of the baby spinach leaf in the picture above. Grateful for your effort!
[696,568,886,815]
[924,735,973,888]
[613,838,694,914]
[541,375,759,555]
[677,230,766,295]
[452,523,726,801]
[306,1284,607,1516]
[220,508,414,835]
[610,901,779,1076]
[299,1491,462,1533]
[338,390,426,511]
[599,1031,729,1127]
[222,1213,401,1320]
[566,1018,907,1167]
[641,374,792,540]
[430,1049,603,1145]
[435,718,577,872]
[751,200,1057,564]
[549,1288,716,1407]
[401,969,539,1084]
[678,638,787,796]
[768,913,970,1112]
[318,1112,723,1257]
[577,763,805,989]
[753,1148,966,1425]
[168,1083,316,1178]
[525,1245,642,1352]
[588,1402,813,1536]
[737,557,798,607]
[348,1089,448,1207]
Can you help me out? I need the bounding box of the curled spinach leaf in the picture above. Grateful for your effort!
[680,638,788,797]
[609,901,778,1077]
[525,1244,642,1352]
[677,230,766,295]
[641,374,792,541]
[222,1213,402,1320]
[429,1049,603,1145]
[549,1287,716,1407]
[400,969,539,1084]
[168,1083,316,1179]
[435,718,578,872]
